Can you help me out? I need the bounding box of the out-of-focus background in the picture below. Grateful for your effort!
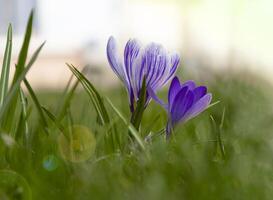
[0,0,273,89]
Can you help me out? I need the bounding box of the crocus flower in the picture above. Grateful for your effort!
[107,36,179,113]
[148,76,212,139]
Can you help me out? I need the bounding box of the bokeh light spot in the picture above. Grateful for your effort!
[42,154,59,171]
[58,125,96,162]
[0,170,31,200]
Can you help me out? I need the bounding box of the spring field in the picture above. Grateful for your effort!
[0,12,273,200]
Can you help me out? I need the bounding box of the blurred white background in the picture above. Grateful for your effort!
[0,0,273,88]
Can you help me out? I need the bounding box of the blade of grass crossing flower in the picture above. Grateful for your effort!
[67,64,109,125]
[0,24,12,108]
[0,42,45,124]
[106,98,145,151]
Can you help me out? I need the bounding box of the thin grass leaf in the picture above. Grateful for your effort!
[24,78,48,133]
[15,89,29,142]
[2,11,34,131]
[210,115,225,159]
[67,64,109,125]
[106,98,145,151]
[130,77,146,131]
[42,107,65,132]
[0,24,12,107]
[12,10,33,83]
[207,100,220,109]
[220,107,226,130]
[0,42,45,123]
[219,108,226,157]
[56,73,81,121]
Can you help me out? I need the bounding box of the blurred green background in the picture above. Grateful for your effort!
[0,0,273,199]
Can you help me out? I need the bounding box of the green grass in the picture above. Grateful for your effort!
[0,12,273,200]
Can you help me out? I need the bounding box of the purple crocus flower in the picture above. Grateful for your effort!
[107,36,179,113]
[149,76,212,139]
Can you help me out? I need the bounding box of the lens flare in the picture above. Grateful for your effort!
[43,154,59,171]
[58,125,96,162]
[0,170,31,200]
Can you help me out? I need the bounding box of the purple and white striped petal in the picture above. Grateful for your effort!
[147,86,168,109]
[107,37,129,88]
[124,39,141,88]
[162,53,180,85]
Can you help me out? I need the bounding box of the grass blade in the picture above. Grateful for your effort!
[106,98,145,151]
[0,24,12,107]
[210,115,225,159]
[67,64,109,125]
[42,107,65,132]
[56,70,84,121]
[15,89,30,146]
[207,100,220,109]
[0,42,45,123]
[1,11,34,131]
[24,78,49,133]
[12,10,33,83]
[130,77,146,130]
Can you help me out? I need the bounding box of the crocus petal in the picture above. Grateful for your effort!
[182,93,212,122]
[107,37,129,86]
[147,86,168,109]
[143,43,167,89]
[124,39,141,87]
[193,86,207,103]
[132,43,169,99]
[168,76,181,106]
[170,87,194,123]
[181,80,196,91]
[163,53,180,85]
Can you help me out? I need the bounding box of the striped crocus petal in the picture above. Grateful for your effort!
[133,44,179,106]
[124,39,141,111]
[107,36,129,90]
[107,36,136,111]
[162,53,180,85]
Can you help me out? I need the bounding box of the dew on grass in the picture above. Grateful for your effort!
[58,125,96,162]
[43,154,59,171]
[0,170,31,200]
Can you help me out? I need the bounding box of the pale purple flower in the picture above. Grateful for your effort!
[107,36,179,112]
[148,76,212,138]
